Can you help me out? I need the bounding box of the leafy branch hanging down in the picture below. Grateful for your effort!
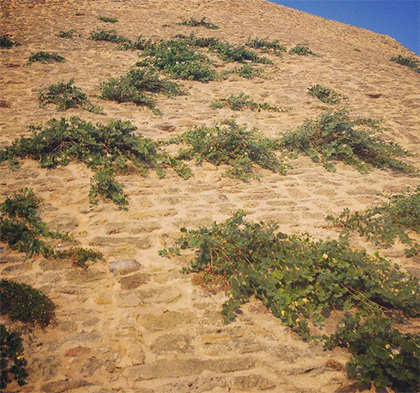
[100,68,186,113]
[169,120,287,180]
[39,78,102,113]
[0,279,56,388]
[0,279,55,327]
[0,189,102,267]
[0,118,191,208]
[1,324,28,389]
[280,109,417,174]
[211,92,285,112]
[327,186,420,257]
[161,211,420,392]
[307,84,346,105]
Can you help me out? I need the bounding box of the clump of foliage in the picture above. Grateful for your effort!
[228,64,266,79]
[327,186,420,257]
[39,78,102,113]
[326,315,419,391]
[289,45,317,56]
[100,68,186,113]
[27,52,65,64]
[0,34,20,48]
[0,118,191,207]
[117,35,152,50]
[0,324,28,389]
[211,41,272,64]
[55,247,103,269]
[170,120,286,180]
[58,29,76,38]
[211,92,282,112]
[178,17,219,30]
[162,211,420,392]
[246,36,286,56]
[141,38,216,82]
[0,188,63,257]
[89,168,128,208]
[89,29,129,43]
[0,279,55,327]
[307,84,345,105]
[0,189,102,266]
[173,33,221,49]
[97,15,119,23]
[390,55,420,73]
[280,109,416,174]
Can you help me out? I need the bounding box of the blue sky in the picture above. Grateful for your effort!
[270,0,420,55]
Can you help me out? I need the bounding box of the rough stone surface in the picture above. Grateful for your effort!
[120,273,150,289]
[1,0,418,392]
[109,259,143,275]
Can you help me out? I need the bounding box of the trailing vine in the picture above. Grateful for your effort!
[0,189,102,267]
[280,109,417,174]
[161,211,420,392]
[0,118,191,208]
[169,120,287,180]
[39,78,102,113]
[327,186,420,257]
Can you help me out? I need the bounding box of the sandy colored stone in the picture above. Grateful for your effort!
[124,357,256,380]
[41,379,92,393]
[1,0,419,392]
[120,273,150,289]
[109,259,143,275]
[139,311,195,330]
[150,333,194,354]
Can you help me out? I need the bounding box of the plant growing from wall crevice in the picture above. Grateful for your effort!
[0,34,20,48]
[161,211,420,392]
[0,188,102,267]
[211,92,284,112]
[308,84,346,105]
[169,120,287,180]
[390,55,420,73]
[0,119,191,208]
[39,78,102,113]
[27,52,65,64]
[280,109,417,174]
[178,17,219,30]
[327,186,420,257]
[100,68,187,113]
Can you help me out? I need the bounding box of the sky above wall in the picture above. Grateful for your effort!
[270,0,420,55]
